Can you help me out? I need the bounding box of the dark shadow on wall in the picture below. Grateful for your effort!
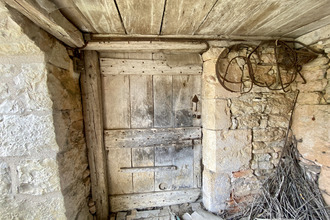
[6,6,92,219]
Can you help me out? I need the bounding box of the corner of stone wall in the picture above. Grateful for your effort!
[201,45,297,213]
[0,2,92,219]
[291,42,330,205]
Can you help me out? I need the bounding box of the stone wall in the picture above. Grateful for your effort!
[291,42,330,205]
[0,2,91,219]
[202,47,297,213]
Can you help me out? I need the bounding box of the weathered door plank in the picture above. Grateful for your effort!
[155,145,194,191]
[109,189,201,212]
[193,142,202,188]
[100,59,202,75]
[107,148,133,195]
[130,75,153,128]
[102,75,130,129]
[173,75,201,127]
[132,147,155,193]
[154,75,173,127]
[104,127,201,149]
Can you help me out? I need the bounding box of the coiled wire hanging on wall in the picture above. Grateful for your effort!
[215,40,324,93]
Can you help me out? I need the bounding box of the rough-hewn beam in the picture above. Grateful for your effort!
[81,51,109,219]
[5,0,84,47]
[84,41,209,53]
[89,33,295,42]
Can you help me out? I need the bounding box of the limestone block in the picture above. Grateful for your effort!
[264,93,295,115]
[17,158,61,195]
[0,114,58,156]
[254,153,271,162]
[53,110,85,152]
[202,48,227,61]
[297,92,322,105]
[203,169,230,212]
[292,105,330,166]
[267,114,290,128]
[57,145,89,190]
[0,196,66,220]
[319,166,330,205]
[202,99,231,130]
[202,129,217,172]
[62,179,91,220]
[231,175,260,197]
[47,65,82,111]
[0,161,11,195]
[298,68,326,82]
[216,129,252,173]
[230,93,265,116]
[236,114,261,129]
[0,42,42,56]
[252,141,275,154]
[202,60,240,99]
[324,83,330,104]
[0,63,53,114]
[253,128,286,142]
[302,56,329,70]
[47,41,70,70]
[295,79,328,92]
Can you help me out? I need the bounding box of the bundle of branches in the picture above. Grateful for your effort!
[248,138,330,220]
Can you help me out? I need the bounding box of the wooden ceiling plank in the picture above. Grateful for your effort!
[5,0,84,47]
[116,0,165,35]
[251,0,324,36]
[52,0,96,33]
[229,1,287,35]
[195,0,242,35]
[161,0,217,35]
[73,0,125,34]
[295,23,330,47]
[221,0,269,35]
[284,15,330,38]
[196,0,301,36]
[269,1,330,37]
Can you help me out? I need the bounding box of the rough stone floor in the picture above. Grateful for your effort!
[110,201,225,220]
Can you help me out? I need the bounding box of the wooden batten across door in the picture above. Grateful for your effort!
[100,52,203,212]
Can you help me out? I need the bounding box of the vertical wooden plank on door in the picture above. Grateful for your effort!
[153,76,173,127]
[130,75,153,128]
[132,148,155,193]
[173,75,201,127]
[193,141,202,188]
[108,148,133,195]
[172,145,194,189]
[81,51,109,219]
[154,146,175,191]
[155,145,194,191]
[102,75,130,129]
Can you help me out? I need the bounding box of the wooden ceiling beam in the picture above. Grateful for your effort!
[88,33,294,42]
[5,0,85,48]
[83,40,209,53]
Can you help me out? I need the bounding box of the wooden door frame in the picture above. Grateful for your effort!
[81,50,109,219]
[81,47,206,218]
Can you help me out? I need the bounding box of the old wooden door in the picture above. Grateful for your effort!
[100,53,202,212]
